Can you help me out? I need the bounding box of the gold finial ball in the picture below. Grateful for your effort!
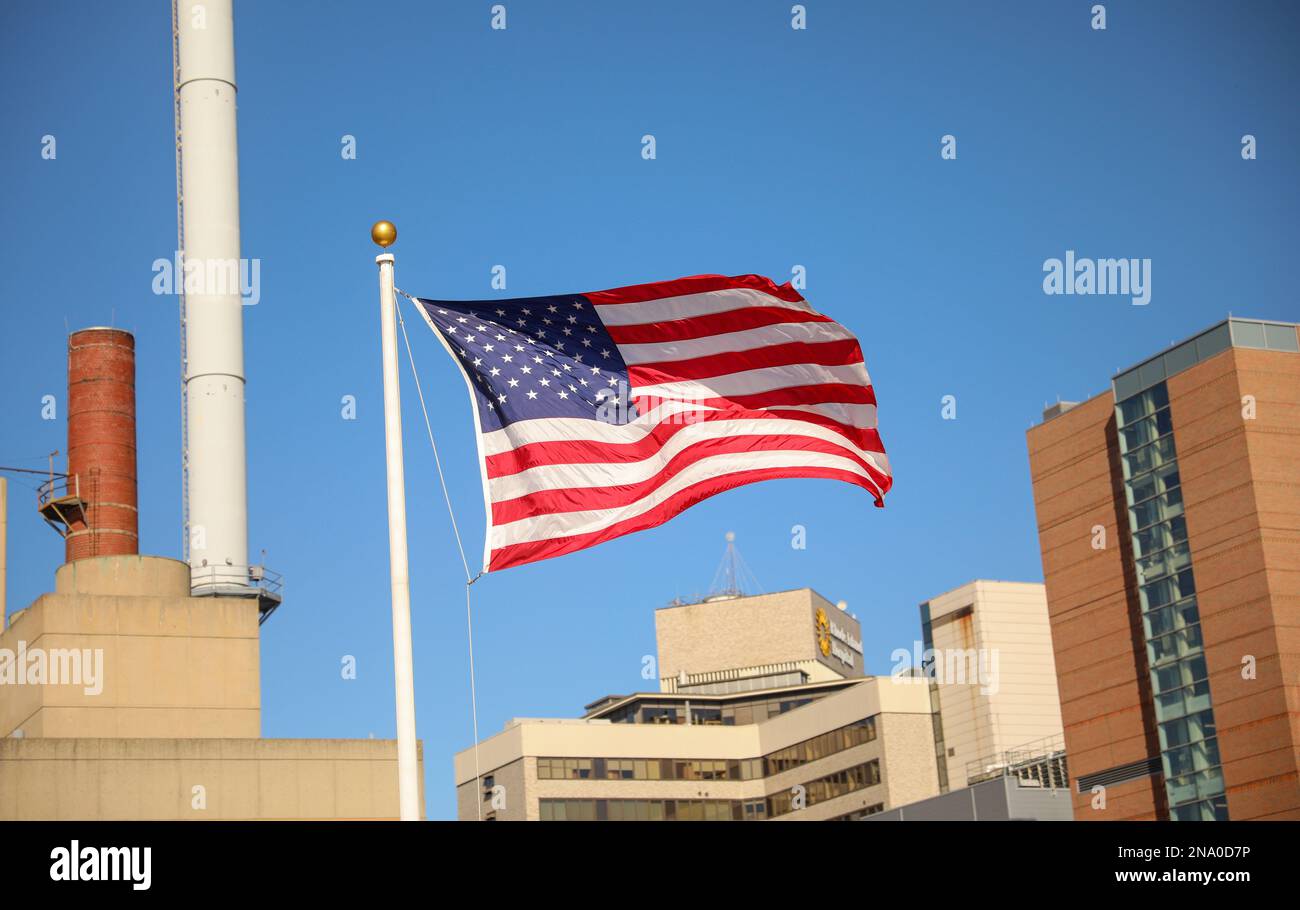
[371,220,397,248]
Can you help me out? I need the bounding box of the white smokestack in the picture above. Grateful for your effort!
[176,0,249,592]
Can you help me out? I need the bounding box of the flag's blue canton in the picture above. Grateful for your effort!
[418,294,635,432]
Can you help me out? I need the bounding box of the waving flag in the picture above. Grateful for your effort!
[413,274,891,572]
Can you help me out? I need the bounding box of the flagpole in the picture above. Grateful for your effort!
[372,220,421,821]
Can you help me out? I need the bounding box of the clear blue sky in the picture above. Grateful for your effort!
[1,1,1296,819]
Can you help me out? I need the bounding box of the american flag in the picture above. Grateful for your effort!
[413,274,891,572]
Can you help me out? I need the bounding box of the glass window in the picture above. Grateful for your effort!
[691,707,723,726]
[1118,385,1167,424]
[1132,514,1187,560]
[1147,621,1202,666]
[1140,567,1195,611]
[1163,737,1221,779]
[1159,709,1216,751]
[1138,358,1166,391]
[1231,320,1267,349]
[1163,341,1197,376]
[1114,368,1143,402]
[1123,434,1177,480]
[1167,766,1227,809]
[1143,595,1198,640]
[1153,654,1208,694]
[1196,323,1231,360]
[1155,678,1212,724]
[1130,485,1184,533]
[1128,462,1180,507]
[1119,408,1173,453]
[1263,322,1299,352]
[1135,539,1192,586]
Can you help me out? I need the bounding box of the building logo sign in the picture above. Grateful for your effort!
[815,607,862,669]
[815,608,832,657]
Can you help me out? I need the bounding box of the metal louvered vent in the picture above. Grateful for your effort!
[1076,756,1163,792]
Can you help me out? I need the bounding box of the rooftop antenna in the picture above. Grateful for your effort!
[705,531,762,601]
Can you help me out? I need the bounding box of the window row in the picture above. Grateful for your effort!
[1154,677,1212,724]
[535,717,879,783]
[539,798,742,822]
[1127,461,1181,512]
[1136,539,1191,588]
[1163,735,1222,780]
[1143,594,1199,641]
[767,760,881,818]
[1157,708,1216,754]
[1122,434,1177,483]
[1140,567,1196,613]
[1152,654,1208,698]
[1129,486,1185,536]
[538,763,882,821]
[766,717,877,775]
[536,757,761,782]
[1132,513,1188,564]
[828,804,885,821]
[1169,794,1230,821]
[1119,405,1174,455]
[1117,384,1170,426]
[1166,766,1227,812]
[1147,620,1203,668]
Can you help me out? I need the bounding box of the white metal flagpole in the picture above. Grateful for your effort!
[372,220,421,821]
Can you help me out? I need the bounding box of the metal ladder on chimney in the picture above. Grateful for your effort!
[172,0,191,564]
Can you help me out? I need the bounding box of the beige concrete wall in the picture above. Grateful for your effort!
[54,556,191,598]
[654,589,863,685]
[0,738,423,820]
[0,555,259,739]
[927,580,1064,789]
[457,757,528,821]
[878,711,942,808]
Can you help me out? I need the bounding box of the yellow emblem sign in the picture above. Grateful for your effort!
[815,607,831,657]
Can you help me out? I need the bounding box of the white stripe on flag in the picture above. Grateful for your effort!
[616,320,856,365]
[490,449,878,549]
[631,361,872,400]
[592,288,814,325]
[487,416,889,501]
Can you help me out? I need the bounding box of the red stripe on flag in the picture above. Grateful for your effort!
[485,406,884,479]
[491,433,890,524]
[628,338,864,384]
[606,306,832,344]
[584,273,805,306]
[489,465,882,572]
[634,382,877,412]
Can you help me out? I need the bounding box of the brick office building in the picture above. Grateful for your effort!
[1027,318,1299,821]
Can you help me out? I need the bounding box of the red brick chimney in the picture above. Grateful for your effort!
[65,328,138,561]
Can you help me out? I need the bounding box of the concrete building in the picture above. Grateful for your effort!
[919,581,1065,793]
[454,589,938,821]
[0,329,421,820]
[1027,318,1300,821]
